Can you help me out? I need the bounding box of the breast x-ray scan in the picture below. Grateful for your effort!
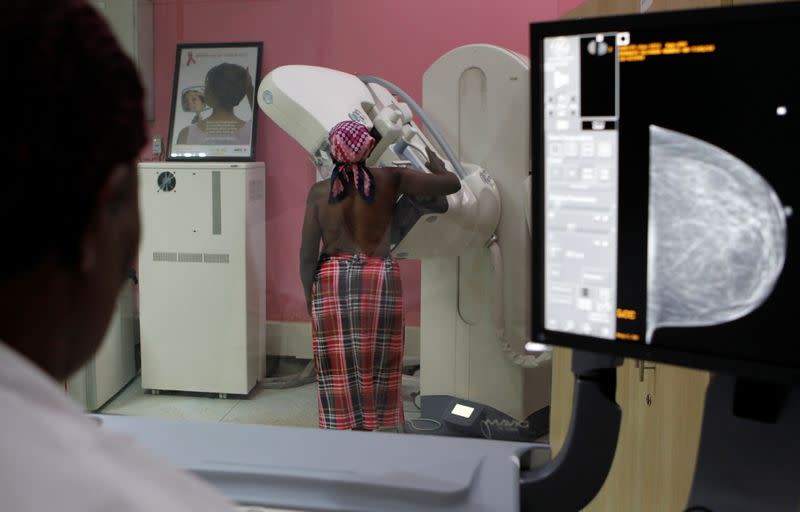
[531,4,799,380]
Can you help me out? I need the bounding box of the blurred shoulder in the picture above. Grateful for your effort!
[308,180,328,201]
[371,166,400,182]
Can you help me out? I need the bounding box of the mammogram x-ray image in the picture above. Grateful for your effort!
[646,126,789,342]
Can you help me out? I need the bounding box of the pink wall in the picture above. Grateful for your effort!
[148,0,585,325]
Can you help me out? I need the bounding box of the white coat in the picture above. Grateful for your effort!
[0,342,235,511]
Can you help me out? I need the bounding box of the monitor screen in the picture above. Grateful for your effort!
[530,3,800,381]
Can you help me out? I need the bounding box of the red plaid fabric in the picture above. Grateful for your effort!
[311,253,405,430]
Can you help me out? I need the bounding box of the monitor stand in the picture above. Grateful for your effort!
[520,351,623,510]
[687,375,800,511]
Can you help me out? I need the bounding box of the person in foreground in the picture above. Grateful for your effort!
[300,120,461,431]
[0,1,234,510]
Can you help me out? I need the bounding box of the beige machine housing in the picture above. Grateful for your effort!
[137,162,266,396]
[420,45,550,420]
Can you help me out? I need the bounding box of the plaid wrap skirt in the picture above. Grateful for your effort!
[311,253,405,430]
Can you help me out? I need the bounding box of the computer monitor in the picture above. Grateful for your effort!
[530,3,800,381]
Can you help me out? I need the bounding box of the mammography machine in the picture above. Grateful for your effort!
[258,44,551,435]
[98,4,798,510]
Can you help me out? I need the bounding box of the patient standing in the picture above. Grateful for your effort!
[299,121,460,430]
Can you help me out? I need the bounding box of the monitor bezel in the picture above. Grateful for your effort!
[530,2,800,383]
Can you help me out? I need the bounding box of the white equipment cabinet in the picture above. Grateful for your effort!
[67,281,137,410]
[137,162,266,396]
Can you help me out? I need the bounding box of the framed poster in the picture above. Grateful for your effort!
[167,42,262,161]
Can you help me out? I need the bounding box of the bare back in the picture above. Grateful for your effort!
[300,154,459,310]
[311,167,400,257]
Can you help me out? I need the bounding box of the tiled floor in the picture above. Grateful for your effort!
[101,371,422,429]
[101,376,242,422]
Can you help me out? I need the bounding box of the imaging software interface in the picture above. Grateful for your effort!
[537,13,798,372]
[543,33,621,340]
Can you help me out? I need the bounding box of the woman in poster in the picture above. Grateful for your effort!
[176,62,254,146]
[181,87,207,125]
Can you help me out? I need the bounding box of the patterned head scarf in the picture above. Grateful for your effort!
[328,120,377,204]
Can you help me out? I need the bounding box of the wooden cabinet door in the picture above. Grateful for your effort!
[728,0,795,4]
[561,0,732,18]
[640,363,710,511]
[549,348,709,510]
[645,0,722,11]
[560,0,639,18]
